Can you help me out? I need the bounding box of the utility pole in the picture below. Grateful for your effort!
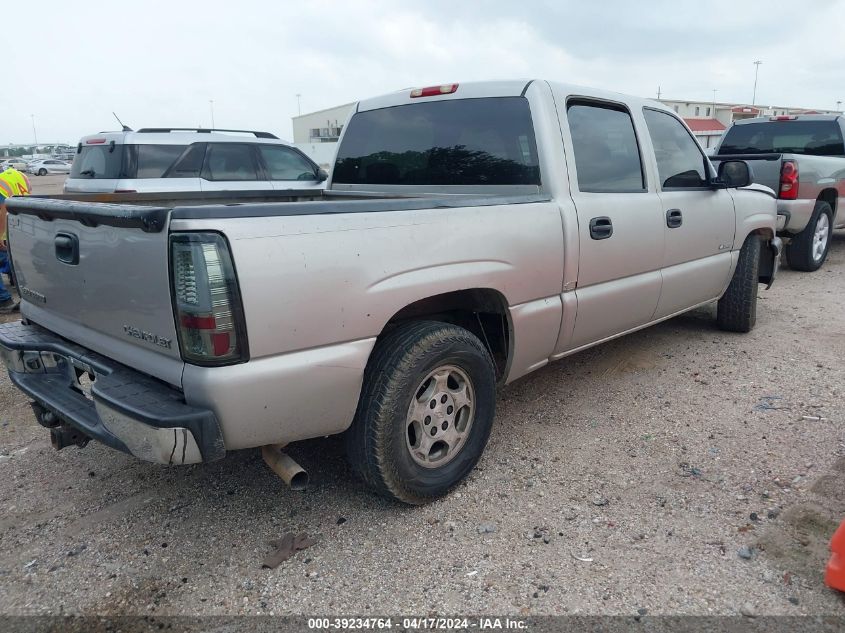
[209,100,216,128]
[752,60,762,105]
[296,94,302,116]
[657,86,661,100]
[30,114,38,147]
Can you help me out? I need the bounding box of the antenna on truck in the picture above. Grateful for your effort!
[113,112,133,132]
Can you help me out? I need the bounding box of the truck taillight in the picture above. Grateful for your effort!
[169,233,248,365]
[411,83,459,98]
[779,160,799,200]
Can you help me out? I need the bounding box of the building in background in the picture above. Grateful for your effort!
[659,99,842,148]
[291,103,355,169]
[292,103,355,144]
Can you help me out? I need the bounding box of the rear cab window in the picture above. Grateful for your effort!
[333,97,540,186]
[718,120,845,156]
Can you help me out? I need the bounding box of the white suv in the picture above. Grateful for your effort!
[64,128,327,194]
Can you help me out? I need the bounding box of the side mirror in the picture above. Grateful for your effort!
[315,168,328,182]
[717,160,753,188]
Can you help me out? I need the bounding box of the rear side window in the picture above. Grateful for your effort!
[70,145,124,179]
[333,97,540,186]
[643,109,709,188]
[718,120,845,156]
[257,145,317,180]
[567,102,645,192]
[202,144,260,181]
[165,143,206,178]
[124,145,188,178]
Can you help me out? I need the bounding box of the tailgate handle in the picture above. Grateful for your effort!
[55,233,79,265]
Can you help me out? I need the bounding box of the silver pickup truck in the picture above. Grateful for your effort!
[713,114,845,271]
[0,80,781,504]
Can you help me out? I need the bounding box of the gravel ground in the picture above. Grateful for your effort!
[1,221,844,616]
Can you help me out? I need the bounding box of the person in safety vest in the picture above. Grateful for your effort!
[0,168,31,312]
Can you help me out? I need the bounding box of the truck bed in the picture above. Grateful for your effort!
[7,190,551,231]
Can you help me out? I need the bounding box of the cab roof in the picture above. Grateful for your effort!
[355,79,673,115]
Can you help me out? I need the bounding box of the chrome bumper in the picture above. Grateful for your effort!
[0,321,225,464]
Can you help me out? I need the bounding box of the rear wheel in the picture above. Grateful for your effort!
[37,168,47,176]
[785,200,832,272]
[345,320,496,504]
[717,235,760,333]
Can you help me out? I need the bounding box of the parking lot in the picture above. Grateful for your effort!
[25,173,66,196]
[0,171,841,615]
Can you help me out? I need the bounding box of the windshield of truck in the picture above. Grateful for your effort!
[70,144,190,179]
[333,97,540,186]
[718,120,845,156]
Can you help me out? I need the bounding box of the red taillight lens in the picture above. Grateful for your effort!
[86,138,107,144]
[170,233,248,365]
[411,83,459,98]
[779,160,799,200]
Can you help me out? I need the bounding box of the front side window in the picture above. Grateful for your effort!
[333,97,540,186]
[202,143,260,181]
[567,101,644,192]
[643,109,708,188]
[258,145,317,180]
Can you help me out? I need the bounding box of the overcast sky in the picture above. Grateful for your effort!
[6,0,844,145]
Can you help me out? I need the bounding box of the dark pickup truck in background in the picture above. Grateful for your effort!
[713,115,845,271]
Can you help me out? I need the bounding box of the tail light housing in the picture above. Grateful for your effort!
[169,233,248,365]
[779,160,799,200]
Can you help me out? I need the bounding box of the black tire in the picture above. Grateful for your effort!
[717,235,761,333]
[37,168,47,176]
[785,201,833,272]
[345,320,496,504]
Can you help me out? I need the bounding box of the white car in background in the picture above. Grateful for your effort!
[0,158,28,171]
[64,127,327,193]
[27,159,72,176]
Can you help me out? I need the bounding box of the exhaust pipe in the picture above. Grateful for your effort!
[262,444,308,491]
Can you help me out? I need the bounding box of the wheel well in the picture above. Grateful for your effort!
[749,229,775,285]
[381,289,512,382]
[819,188,837,218]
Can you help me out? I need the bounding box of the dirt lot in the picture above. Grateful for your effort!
[0,190,844,615]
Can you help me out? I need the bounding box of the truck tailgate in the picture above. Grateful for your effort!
[712,153,782,194]
[6,199,184,387]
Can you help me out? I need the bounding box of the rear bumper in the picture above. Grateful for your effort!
[777,199,815,234]
[0,320,225,464]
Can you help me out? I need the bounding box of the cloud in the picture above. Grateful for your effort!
[5,0,843,144]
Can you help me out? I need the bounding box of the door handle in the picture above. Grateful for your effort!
[589,216,613,240]
[55,232,79,265]
[666,208,683,228]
